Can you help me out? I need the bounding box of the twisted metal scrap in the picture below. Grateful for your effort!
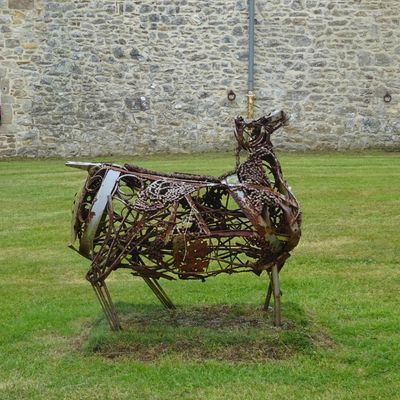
[67,110,301,330]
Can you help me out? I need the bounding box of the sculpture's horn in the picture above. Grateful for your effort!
[65,161,101,173]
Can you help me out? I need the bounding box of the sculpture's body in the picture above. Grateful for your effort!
[67,111,301,330]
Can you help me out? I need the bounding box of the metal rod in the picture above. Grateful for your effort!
[263,256,287,312]
[147,278,173,309]
[92,281,121,331]
[263,272,273,310]
[142,276,175,310]
[92,283,115,329]
[142,276,168,308]
[271,264,281,326]
[151,279,176,309]
[103,284,122,331]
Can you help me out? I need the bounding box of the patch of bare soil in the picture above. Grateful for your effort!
[83,304,334,362]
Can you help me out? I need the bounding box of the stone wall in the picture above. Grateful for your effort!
[1,0,399,157]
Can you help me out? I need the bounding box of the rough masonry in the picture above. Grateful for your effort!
[0,0,399,157]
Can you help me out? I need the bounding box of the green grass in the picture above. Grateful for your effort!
[1,151,399,399]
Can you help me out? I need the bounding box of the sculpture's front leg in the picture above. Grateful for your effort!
[263,253,290,326]
[88,272,121,331]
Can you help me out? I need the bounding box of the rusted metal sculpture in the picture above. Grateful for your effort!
[67,110,301,331]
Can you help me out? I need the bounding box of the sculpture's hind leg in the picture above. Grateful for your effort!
[142,277,176,310]
[263,276,273,312]
[271,263,281,326]
[263,265,282,326]
[91,280,121,331]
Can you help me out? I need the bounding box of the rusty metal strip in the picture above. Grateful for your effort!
[184,194,211,235]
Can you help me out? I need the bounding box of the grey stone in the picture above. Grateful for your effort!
[357,51,372,67]
[235,0,246,11]
[102,4,115,13]
[16,146,37,156]
[1,104,13,124]
[189,53,207,61]
[375,53,392,66]
[362,117,381,134]
[0,16,11,24]
[1,25,11,33]
[93,18,106,25]
[174,16,186,25]
[149,14,160,22]
[140,4,152,13]
[232,26,243,36]
[130,48,144,60]
[309,60,327,68]
[5,39,20,48]
[238,51,248,61]
[23,131,37,140]
[51,60,82,75]
[328,19,348,26]
[222,35,234,44]
[290,35,312,47]
[287,90,310,101]
[292,62,307,71]
[112,47,125,58]
[125,97,149,111]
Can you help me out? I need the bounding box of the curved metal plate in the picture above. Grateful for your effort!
[79,169,121,258]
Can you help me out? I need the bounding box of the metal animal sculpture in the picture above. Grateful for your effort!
[67,110,301,331]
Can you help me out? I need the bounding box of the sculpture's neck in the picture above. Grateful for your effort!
[237,146,290,197]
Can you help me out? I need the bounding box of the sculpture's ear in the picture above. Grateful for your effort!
[234,116,244,129]
[234,116,246,149]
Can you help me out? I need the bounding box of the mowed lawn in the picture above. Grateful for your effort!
[0,151,399,399]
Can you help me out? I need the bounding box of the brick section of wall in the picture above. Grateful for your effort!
[0,0,399,157]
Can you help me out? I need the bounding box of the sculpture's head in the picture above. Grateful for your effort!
[234,110,288,152]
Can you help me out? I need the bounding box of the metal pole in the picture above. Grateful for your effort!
[247,0,255,119]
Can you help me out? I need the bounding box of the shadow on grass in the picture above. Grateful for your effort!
[82,302,333,362]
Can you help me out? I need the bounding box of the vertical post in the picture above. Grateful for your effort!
[247,0,255,119]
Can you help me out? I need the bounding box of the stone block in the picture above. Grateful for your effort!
[125,97,149,111]
[8,0,34,10]
[357,51,372,67]
[5,39,20,48]
[21,42,38,49]
[1,104,13,124]
[112,47,125,58]
[290,35,312,47]
[375,53,392,67]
